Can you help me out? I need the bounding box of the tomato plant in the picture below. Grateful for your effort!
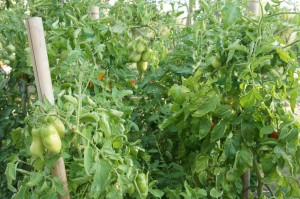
[2,0,300,198]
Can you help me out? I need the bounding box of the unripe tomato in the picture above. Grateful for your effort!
[136,42,147,53]
[30,128,45,157]
[51,119,65,138]
[127,183,135,195]
[136,173,148,195]
[8,53,16,62]
[137,61,148,72]
[212,56,222,68]
[141,48,153,62]
[41,125,62,154]
[7,44,16,52]
[129,53,142,62]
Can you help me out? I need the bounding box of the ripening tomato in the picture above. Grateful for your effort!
[268,131,279,139]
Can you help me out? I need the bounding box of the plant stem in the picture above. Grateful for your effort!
[253,159,263,197]
[242,170,250,199]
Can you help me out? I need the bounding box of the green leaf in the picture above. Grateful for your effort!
[27,172,44,186]
[222,3,241,27]
[198,117,211,140]
[210,188,223,198]
[276,48,292,63]
[99,112,112,138]
[210,119,227,143]
[84,144,94,175]
[194,155,210,173]
[90,159,111,197]
[192,95,220,117]
[233,149,253,173]
[223,133,240,158]
[260,125,274,135]
[53,177,67,196]
[241,119,255,143]
[109,20,127,34]
[149,189,164,198]
[240,89,256,107]
[5,162,17,192]
[168,84,189,104]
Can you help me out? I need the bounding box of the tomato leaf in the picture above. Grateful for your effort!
[260,125,274,135]
[193,155,210,173]
[5,162,17,192]
[240,89,256,107]
[210,188,223,198]
[149,189,164,198]
[276,48,292,63]
[27,172,43,186]
[198,117,211,140]
[222,3,241,28]
[192,94,220,117]
[210,119,227,143]
[84,144,94,175]
[90,159,111,197]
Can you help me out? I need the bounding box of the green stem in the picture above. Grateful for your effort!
[253,159,264,197]
[263,12,300,19]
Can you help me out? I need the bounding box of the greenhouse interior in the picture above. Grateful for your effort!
[1,0,300,198]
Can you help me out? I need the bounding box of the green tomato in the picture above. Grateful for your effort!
[8,54,16,62]
[141,48,153,62]
[129,53,142,62]
[41,125,62,154]
[30,128,45,156]
[51,119,65,138]
[136,173,148,195]
[212,56,222,68]
[7,44,16,52]
[127,183,135,195]
[137,61,148,72]
[136,42,147,53]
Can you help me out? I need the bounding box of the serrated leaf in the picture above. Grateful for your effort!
[194,155,210,173]
[210,188,223,198]
[192,95,220,117]
[198,117,211,140]
[222,3,241,27]
[210,119,227,143]
[90,159,111,197]
[276,48,292,63]
[149,189,164,198]
[240,89,256,107]
[260,125,274,134]
[84,144,94,175]
[5,162,17,192]
[27,172,44,186]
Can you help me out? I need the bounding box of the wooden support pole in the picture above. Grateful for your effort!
[248,1,259,16]
[25,17,70,199]
[242,171,250,199]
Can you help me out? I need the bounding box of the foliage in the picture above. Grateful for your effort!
[1,0,300,198]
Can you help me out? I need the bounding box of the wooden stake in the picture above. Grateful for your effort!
[248,1,259,16]
[25,17,70,199]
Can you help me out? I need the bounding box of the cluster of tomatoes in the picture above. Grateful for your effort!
[1,44,16,66]
[30,115,65,157]
[127,37,153,73]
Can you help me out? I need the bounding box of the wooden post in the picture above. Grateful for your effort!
[242,171,250,199]
[248,1,259,16]
[25,17,70,199]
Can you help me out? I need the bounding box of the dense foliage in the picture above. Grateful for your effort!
[1,0,300,198]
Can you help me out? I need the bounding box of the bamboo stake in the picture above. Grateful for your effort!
[248,1,259,16]
[25,17,70,199]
